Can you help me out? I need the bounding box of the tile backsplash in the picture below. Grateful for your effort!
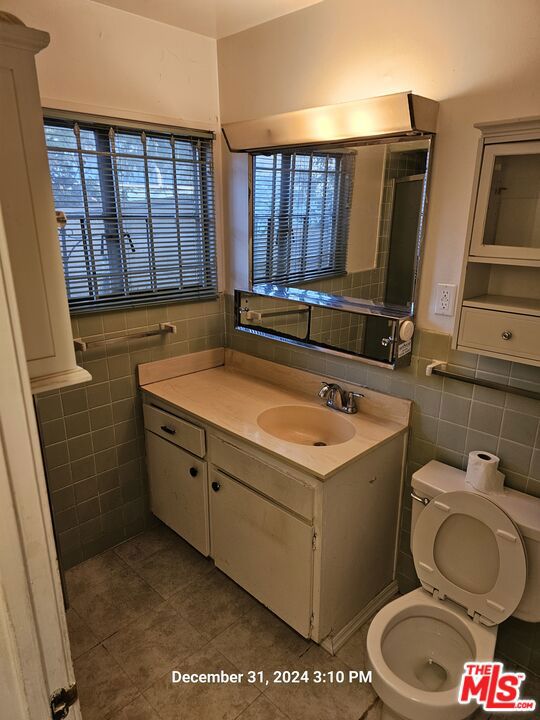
[36,297,224,569]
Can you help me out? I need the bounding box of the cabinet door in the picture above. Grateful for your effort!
[145,430,209,556]
[0,30,89,393]
[209,469,313,637]
[470,140,540,259]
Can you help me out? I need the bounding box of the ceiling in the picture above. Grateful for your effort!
[90,0,324,39]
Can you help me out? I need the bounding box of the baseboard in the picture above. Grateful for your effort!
[320,580,399,655]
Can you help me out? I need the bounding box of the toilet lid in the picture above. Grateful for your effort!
[413,491,527,626]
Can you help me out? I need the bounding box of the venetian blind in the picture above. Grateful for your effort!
[252,150,355,285]
[44,116,217,312]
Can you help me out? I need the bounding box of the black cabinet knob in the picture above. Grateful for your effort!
[211,481,221,492]
[189,467,198,477]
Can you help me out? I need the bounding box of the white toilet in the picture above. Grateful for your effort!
[367,460,540,720]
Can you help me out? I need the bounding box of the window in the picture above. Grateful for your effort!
[251,150,355,285]
[45,115,217,312]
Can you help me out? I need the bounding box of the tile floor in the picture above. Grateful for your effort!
[66,522,539,720]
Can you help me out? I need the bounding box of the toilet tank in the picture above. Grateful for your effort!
[410,461,540,623]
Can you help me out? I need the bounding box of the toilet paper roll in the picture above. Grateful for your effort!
[466,451,505,494]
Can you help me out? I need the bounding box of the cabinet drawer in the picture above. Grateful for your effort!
[145,431,209,555]
[209,469,313,637]
[208,435,314,521]
[458,307,540,361]
[143,403,205,458]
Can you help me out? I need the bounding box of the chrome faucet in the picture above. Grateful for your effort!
[318,381,364,414]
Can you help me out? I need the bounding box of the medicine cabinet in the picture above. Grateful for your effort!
[454,117,540,367]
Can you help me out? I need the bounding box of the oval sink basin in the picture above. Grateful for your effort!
[257,405,355,446]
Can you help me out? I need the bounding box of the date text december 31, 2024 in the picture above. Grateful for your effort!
[171,669,373,686]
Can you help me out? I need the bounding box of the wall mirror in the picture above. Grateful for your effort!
[250,137,432,313]
[223,92,439,368]
[236,288,415,368]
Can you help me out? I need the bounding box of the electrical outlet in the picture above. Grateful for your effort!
[435,283,456,316]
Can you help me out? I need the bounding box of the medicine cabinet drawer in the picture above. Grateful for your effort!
[458,307,540,361]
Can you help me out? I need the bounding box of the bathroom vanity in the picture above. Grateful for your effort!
[139,348,410,651]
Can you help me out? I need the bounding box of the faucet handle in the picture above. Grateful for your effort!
[345,390,364,414]
[318,381,331,398]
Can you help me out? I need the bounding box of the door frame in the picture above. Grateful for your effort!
[0,206,81,719]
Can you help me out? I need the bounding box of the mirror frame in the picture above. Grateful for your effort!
[234,288,415,370]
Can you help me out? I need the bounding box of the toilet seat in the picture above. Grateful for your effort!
[367,589,497,720]
[413,490,527,626]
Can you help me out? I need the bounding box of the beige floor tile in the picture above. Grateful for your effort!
[265,645,376,720]
[104,602,206,690]
[361,696,382,719]
[66,549,129,600]
[114,524,179,569]
[210,603,310,688]
[143,646,260,720]
[336,621,370,670]
[169,568,257,641]
[74,644,138,720]
[134,537,214,599]
[237,694,289,719]
[71,567,163,641]
[106,694,160,720]
[473,711,496,719]
[521,672,539,710]
[66,607,99,659]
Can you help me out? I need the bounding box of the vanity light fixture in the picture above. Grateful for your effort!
[222,91,439,152]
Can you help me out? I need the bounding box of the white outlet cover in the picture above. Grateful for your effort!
[435,283,456,316]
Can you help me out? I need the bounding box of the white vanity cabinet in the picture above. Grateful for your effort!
[209,468,314,636]
[144,404,209,556]
[143,392,406,649]
[207,430,405,645]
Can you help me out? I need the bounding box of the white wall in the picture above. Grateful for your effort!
[218,0,540,331]
[1,0,225,289]
[3,0,219,127]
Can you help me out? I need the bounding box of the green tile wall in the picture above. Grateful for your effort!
[36,297,224,570]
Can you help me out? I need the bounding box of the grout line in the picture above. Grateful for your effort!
[233,691,266,720]
[357,696,380,720]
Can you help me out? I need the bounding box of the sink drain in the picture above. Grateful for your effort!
[313,441,327,447]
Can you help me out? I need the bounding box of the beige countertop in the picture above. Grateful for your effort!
[141,352,409,479]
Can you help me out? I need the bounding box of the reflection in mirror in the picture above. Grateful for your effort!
[238,292,310,341]
[310,307,396,363]
[236,290,412,368]
[251,138,431,311]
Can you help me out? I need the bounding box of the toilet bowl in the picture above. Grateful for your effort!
[367,589,496,720]
[366,460,540,720]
